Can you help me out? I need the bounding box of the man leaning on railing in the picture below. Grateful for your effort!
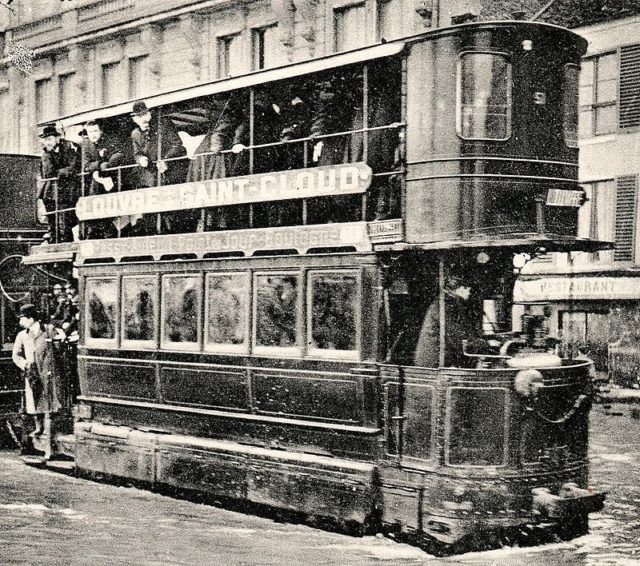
[37,125,80,243]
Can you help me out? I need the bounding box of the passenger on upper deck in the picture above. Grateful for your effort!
[82,120,126,196]
[37,125,80,243]
[81,120,127,238]
[130,100,187,188]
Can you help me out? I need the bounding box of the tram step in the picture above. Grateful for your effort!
[56,433,76,458]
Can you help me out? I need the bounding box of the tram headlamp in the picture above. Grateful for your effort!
[513,253,530,269]
[522,40,533,51]
[514,368,544,398]
[476,251,490,264]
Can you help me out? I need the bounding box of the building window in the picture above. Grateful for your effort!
[377,0,402,42]
[334,3,367,52]
[128,55,147,100]
[579,52,617,138]
[58,73,75,116]
[35,77,52,123]
[580,179,615,262]
[0,89,8,149]
[457,52,512,141]
[563,65,579,148]
[217,34,241,78]
[101,61,121,105]
[251,25,278,71]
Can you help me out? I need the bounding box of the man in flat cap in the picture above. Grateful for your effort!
[37,125,80,242]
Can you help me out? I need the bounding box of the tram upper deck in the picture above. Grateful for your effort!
[29,20,599,266]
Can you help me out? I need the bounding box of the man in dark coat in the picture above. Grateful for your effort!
[81,120,126,238]
[37,125,80,242]
[130,100,187,188]
[12,304,62,459]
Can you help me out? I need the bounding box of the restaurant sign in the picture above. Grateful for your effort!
[514,275,640,302]
[76,162,372,221]
[77,222,372,260]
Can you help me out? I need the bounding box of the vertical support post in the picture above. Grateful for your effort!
[438,256,446,367]
[361,65,369,221]
[156,107,163,234]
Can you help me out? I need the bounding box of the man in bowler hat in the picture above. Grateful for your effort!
[37,125,80,242]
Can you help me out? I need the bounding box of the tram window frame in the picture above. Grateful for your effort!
[563,64,580,149]
[456,51,512,142]
[253,271,301,357]
[160,273,203,352]
[85,277,119,348]
[204,272,250,354]
[121,275,158,350]
[306,270,361,360]
[444,386,509,468]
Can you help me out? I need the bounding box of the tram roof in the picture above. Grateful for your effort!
[54,41,405,130]
[49,19,585,130]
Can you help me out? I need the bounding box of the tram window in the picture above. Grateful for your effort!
[457,53,511,140]
[564,64,580,148]
[161,275,201,350]
[254,274,299,353]
[308,272,359,358]
[86,278,118,344]
[122,276,156,346]
[446,387,507,467]
[205,273,248,352]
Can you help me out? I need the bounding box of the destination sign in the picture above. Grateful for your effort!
[546,188,584,207]
[76,162,372,221]
[77,222,373,260]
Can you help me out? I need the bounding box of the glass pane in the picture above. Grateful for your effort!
[335,4,366,52]
[255,275,297,348]
[122,277,156,342]
[206,274,247,347]
[578,109,592,139]
[564,66,579,148]
[310,273,357,351]
[594,105,617,135]
[596,78,617,104]
[458,53,511,139]
[579,59,594,87]
[597,53,618,81]
[448,388,506,466]
[86,279,117,340]
[162,276,200,345]
[579,84,593,107]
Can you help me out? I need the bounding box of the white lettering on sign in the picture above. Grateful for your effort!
[546,188,584,207]
[76,163,373,221]
[514,276,640,302]
[77,222,372,260]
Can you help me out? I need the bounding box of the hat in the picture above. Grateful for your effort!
[18,303,38,320]
[131,101,150,116]
[39,125,60,138]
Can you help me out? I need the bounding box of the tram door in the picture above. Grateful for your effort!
[382,257,438,468]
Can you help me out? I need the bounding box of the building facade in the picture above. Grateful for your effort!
[515,14,640,382]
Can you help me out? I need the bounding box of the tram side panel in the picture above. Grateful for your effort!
[404,25,586,244]
[74,256,385,524]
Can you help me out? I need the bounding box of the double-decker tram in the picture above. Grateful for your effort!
[28,20,607,554]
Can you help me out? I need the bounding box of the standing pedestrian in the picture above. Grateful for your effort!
[11,304,62,459]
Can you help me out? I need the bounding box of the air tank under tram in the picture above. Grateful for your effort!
[23,20,607,555]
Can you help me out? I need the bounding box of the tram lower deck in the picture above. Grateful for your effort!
[62,250,605,555]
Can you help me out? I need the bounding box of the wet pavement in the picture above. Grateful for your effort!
[0,405,638,566]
